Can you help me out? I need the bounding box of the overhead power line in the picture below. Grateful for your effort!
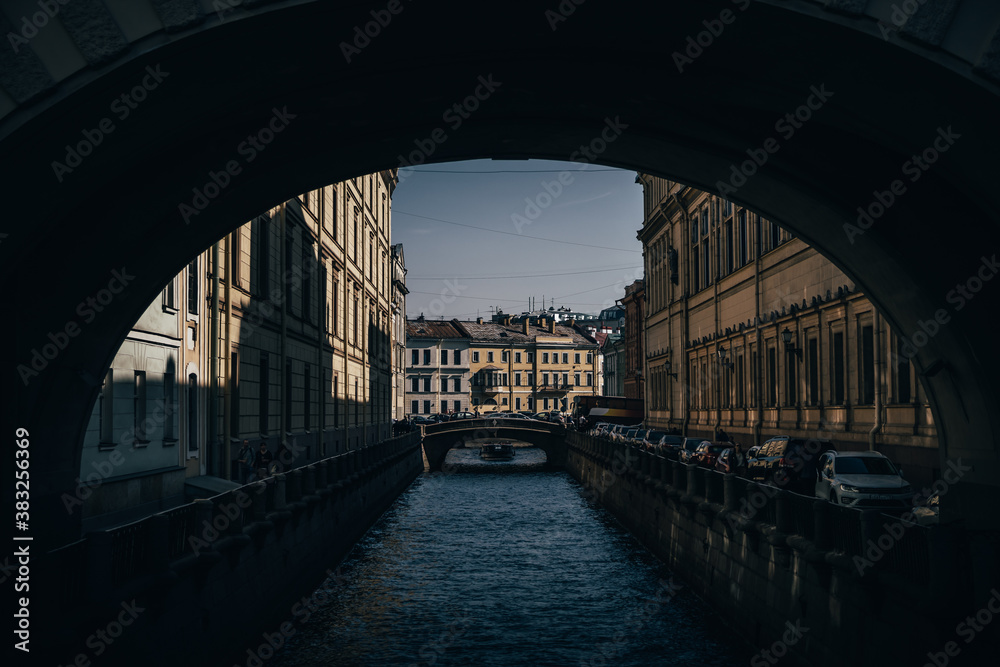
[410,265,640,281]
[393,210,641,253]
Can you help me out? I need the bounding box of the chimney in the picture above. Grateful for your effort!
[522,319,529,335]
[502,315,511,326]
[548,319,556,333]
[477,317,484,324]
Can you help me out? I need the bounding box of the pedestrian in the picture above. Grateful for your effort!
[257,442,274,479]
[732,443,746,477]
[237,439,256,484]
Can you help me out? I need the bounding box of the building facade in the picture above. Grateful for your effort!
[601,333,626,397]
[636,175,939,483]
[460,316,600,415]
[404,318,471,416]
[391,244,408,420]
[80,171,400,529]
[620,280,646,400]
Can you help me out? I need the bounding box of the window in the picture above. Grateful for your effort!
[472,397,480,406]
[411,400,418,415]
[807,338,819,405]
[784,349,797,406]
[488,352,494,363]
[453,400,461,412]
[527,372,534,386]
[304,364,311,430]
[542,353,549,364]
[130,371,147,441]
[574,373,581,386]
[767,347,777,407]
[99,369,114,445]
[542,373,549,386]
[527,397,534,410]
[423,377,431,392]
[861,324,875,405]
[227,352,237,438]
[562,373,569,386]
[543,399,549,410]
[738,210,748,268]
[574,353,581,364]
[586,373,593,386]
[735,353,744,407]
[453,378,461,392]
[724,219,734,276]
[164,370,176,441]
[301,240,312,321]
[333,374,339,428]
[259,352,269,434]
[423,349,431,365]
[515,372,521,386]
[832,331,845,405]
[472,351,480,363]
[586,353,593,364]
[188,373,199,453]
[423,400,431,414]
[691,214,701,292]
[412,350,418,366]
[284,364,293,432]
[453,350,461,365]
[411,377,419,392]
[502,397,508,406]
[162,277,176,311]
[515,352,522,363]
[501,351,508,362]
[187,259,199,314]
[562,353,569,364]
[441,350,447,365]
[527,352,535,363]
[895,336,912,403]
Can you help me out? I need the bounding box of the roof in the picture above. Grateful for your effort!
[406,320,465,339]
[454,320,597,346]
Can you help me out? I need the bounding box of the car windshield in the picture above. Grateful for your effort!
[647,431,667,440]
[708,445,728,454]
[835,456,898,475]
[684,441,699,451]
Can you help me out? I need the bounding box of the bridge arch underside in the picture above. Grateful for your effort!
[423,427,565,472]
[3,0,1000,545]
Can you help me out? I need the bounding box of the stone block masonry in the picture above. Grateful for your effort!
[563,431,974,667]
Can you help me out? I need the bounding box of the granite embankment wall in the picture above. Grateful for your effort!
[564,431,972,667]
[37,433,423,667]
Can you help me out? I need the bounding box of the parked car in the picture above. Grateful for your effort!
[678,438,703,464]
[657,435,685,458]
[691,441,729,469]
[815,451,912,509]
[410,415,436,426]
[642,430,670,450]
[629,429,649,446]
[451,411,476,420]
[746,436,835,492]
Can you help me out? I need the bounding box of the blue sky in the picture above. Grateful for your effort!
[391,159,644,321]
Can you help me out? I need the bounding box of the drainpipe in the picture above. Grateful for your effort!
[753,220,764,448]
[223,232,233,479]
[671,191,691,437]
[280,202,287,453]
[318,246,324,457]
[209,242,220,476]
[868,311,883,451]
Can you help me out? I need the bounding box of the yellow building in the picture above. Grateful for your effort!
[636,175,939,484]
[459,316,599,415]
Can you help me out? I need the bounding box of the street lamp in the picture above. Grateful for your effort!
[664,360,678,379]
[716,345,733,370]
[780,327,802,360]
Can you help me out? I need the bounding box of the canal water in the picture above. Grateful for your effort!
[268,446,751,666]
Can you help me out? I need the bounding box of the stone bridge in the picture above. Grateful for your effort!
[421,419,568,471]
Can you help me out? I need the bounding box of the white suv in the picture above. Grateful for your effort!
[815,451,912,509]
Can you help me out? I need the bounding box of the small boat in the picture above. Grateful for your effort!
[480,442,515,460]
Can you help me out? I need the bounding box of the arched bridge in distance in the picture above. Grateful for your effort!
[421,419,569,471]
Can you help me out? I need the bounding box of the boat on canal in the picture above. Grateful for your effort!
[480,442,515,460]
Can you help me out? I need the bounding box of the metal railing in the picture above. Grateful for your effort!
[567,430,931,584]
